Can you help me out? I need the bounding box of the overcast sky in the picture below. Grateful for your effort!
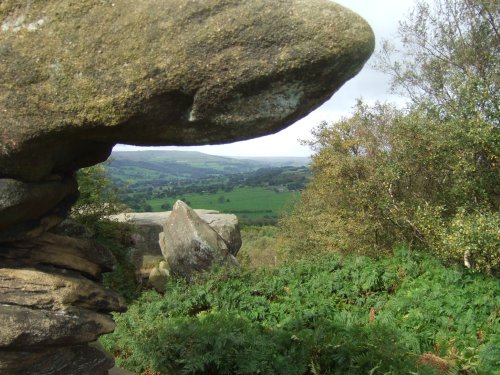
[114,0,417,157]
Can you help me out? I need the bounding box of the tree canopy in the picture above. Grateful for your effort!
[279,0,499,275]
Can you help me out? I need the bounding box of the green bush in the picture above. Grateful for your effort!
[93,219,142,303]
[278,0,499,273]
[72,163,126,227]
[278,102,499,274]
[72,164,141,302]
[101,251,499,374]
[416,208,500,275]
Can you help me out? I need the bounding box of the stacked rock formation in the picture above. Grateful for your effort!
[160,201,240,280]
[110,209,242,281]
[0,0,374,373]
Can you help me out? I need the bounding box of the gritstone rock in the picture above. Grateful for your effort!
[149,260,170,293]
[0,0,374,182]
[160,201,238,279]
[110,210,242,279]
[0,0,374,372]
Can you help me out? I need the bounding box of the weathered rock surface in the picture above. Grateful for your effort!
[160,201,238,279]
[202,213,242,255]
[0,305,115,349]
[110,209,242,278]
[149,260,170,293]
[0,343,114,375]
[0,176,77,231]
[0,0,374,372]
[0,267,126,312]
[0,0,374,182]
[0,232,115,278]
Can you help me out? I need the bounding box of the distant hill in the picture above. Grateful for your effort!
[108,150,310,184]
[231,156,310,167]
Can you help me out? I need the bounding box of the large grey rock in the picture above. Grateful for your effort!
[0,0,374,182]
[202,213,241,255]
[0,267,126,312]
[0,305,115,349]
[160,201,238,279]
[110,210,242,277]
[0,1,374,372]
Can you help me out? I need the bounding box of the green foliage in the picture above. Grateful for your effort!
[279,0,499,274]
[416,208,500,275]
[279,102,404,257]
[72,164,140,302]
[92,219,142,303]
[101,251,499,374]
[238,225,280,269]
[72,163,125,228]
[378,0,499,119]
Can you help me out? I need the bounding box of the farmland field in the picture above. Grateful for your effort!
[147,187,299,222]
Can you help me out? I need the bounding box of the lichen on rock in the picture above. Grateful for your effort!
[0,1,374,373]
[0,0,374,182]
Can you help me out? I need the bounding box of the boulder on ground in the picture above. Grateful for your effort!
[109,209,242,278]
[149,261,170,293]
[160,201,238,279]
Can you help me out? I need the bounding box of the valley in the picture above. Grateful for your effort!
[107,150,310,224]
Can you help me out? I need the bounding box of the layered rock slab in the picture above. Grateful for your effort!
[0,343,114,375]
[0,305,115,349]
[0,0,374,373]
[0,231,124,374]
[0,0,374,182]
[0,232,115,278]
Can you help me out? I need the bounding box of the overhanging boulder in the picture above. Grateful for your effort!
[0,0,374,373]
[0,0,374,182]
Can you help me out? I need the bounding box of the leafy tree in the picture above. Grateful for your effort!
[72,163,140,301]
[378,0,498,120]
[72,163,126,227]
[279,0,499,274]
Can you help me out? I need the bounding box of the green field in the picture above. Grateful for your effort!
[147,187,299,222]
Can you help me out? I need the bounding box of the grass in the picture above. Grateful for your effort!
[147,187,299,220]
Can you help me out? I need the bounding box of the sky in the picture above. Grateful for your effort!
[114,0,417,157]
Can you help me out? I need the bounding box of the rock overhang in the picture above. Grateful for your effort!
[0,0,374,181]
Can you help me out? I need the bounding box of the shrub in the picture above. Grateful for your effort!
[278,0,499,273]
[72,164,140,302]
[101,251,499,374]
